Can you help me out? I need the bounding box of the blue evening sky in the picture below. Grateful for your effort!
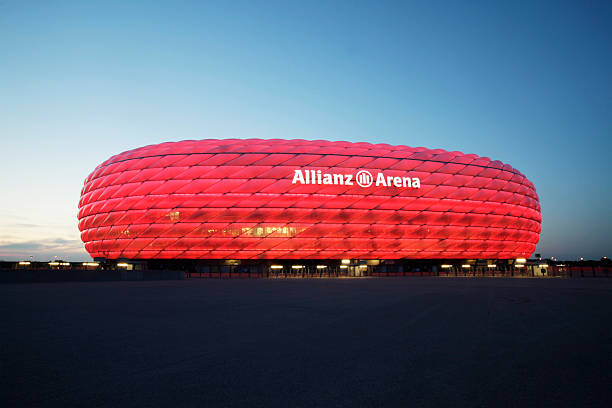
[0,0,610,261]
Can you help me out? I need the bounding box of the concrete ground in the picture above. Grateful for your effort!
[1,278,610,408]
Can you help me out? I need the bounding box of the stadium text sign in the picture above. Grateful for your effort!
[291,169,421,188]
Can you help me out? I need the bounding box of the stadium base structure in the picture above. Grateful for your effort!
[4,259,611,281]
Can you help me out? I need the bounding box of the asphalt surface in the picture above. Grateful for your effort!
[1,277,611,407]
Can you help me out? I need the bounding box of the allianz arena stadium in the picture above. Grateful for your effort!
[77,139,541,277]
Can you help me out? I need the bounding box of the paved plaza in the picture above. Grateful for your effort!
[1,278,610,407]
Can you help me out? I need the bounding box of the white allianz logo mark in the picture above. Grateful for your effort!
[291,169,421,188]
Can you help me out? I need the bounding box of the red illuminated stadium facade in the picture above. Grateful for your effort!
[77,139,541,274]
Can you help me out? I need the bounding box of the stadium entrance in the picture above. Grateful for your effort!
[186,262,374,279]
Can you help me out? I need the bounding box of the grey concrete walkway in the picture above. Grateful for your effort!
[1,278,610,407]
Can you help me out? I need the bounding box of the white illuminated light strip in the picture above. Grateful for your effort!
[441,264,452,268]
[292,265,304,269]
[461,264,471,268]
[341,259,350,265]
[339,265,348,269]
[82,262,99,267]
[270,265,283,269]
[487,264,496,268]
[316,265,327,269]
[18,261,31,265]
[117,263,130,267]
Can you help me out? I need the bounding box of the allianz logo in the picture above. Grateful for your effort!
[291,169,421,188]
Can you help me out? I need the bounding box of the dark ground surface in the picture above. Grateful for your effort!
[1,278,610,408]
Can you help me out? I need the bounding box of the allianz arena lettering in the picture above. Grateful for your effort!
[78,139,541,260]
[291,169,421,189]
